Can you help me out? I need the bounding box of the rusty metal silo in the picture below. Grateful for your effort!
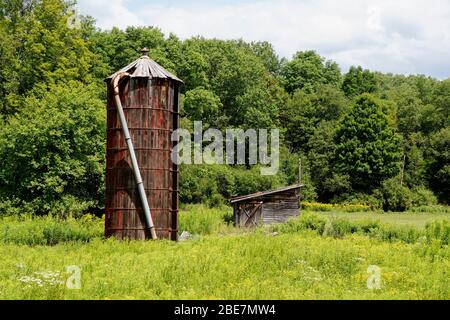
[104,48,182,241]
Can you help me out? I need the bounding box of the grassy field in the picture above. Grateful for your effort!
[317,211,450,228]
[0,205,449,300]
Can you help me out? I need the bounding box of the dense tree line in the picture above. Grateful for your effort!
[0,0,448,215]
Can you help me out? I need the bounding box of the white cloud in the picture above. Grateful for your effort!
[77,0,145,29]
[77,0,450,78]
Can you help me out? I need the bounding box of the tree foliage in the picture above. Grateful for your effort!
[0,0,448,213]
[342,66,378,97]
[426,127,450,203]
[0,82,105,214]
[281,85,347,153]
[0,0,104,115]
[280,50,341,93]
[334,94,402,191]
[183,87,222,126]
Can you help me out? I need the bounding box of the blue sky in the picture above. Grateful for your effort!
[76,0,450,79]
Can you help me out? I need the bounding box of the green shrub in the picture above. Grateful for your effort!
[207,194,225,208]
[323,218,382,238]
[322,173,353,199]
[356,219,381,233]
[180,164,284,205]
[179,164,223,204]
[0,199,32,216]
[378,178,412,211]
[410,186,438,207]
[300,213,327,234]
[272,212,327,235]
[232,166,284,196]
[332,192,383,210]
[323,218,355,238]
[215,167,236,199]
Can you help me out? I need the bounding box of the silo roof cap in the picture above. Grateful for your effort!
[106,48,183,83]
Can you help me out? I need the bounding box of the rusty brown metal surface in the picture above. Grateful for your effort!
[105,60,181,240]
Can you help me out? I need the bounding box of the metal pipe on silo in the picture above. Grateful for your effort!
[111,72,157,240]
[105,48,182,241]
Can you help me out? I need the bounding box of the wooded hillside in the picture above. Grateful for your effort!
[0,0,448,215]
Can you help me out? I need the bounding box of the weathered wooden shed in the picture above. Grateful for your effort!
[230,185,303,227]
[104,49,182,241]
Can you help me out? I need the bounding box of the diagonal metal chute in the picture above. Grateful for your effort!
[112,72,157,240]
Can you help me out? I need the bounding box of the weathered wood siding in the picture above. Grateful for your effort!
[261,188,300,225]
[233,187,300,226]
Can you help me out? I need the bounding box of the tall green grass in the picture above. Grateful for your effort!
[1,207,448,246]
[0,232,448,299]
[0,206,448,299]
[408,205,450,214]
[178,204,233,235]
[272,212,450,245]
[425,220,450,245]
[0,205,233,246]
[0,214,103,245]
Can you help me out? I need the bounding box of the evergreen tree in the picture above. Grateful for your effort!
[334,94,402,190]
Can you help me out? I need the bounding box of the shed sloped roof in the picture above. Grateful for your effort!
[230,184,303,204]
[106,49,183,83]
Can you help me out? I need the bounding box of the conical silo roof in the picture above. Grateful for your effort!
[106,48,183,83]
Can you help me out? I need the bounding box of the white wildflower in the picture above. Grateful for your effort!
[17,270,64,287]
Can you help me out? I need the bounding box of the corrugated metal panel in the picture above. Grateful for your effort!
[105,65,181,240]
